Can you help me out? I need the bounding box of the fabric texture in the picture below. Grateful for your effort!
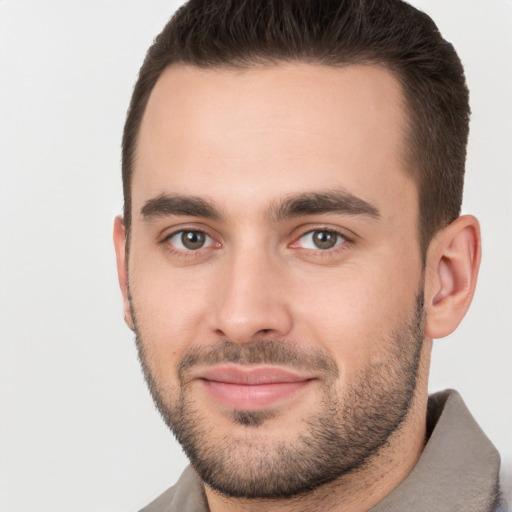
[139,389,502,512]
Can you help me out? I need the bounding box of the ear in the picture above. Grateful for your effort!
[424,215,481,339]
[113,216,135,331]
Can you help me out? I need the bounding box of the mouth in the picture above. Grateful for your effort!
[194,365,315,410]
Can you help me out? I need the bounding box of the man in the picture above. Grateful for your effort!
[113,0,504,510]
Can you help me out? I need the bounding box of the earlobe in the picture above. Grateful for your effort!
[424,215,481,339]
[113,216,135,331]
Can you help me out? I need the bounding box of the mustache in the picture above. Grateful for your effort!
[177,339,339,382]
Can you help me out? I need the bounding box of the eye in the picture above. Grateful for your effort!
[166,230,215,251]
[297,229,346,250]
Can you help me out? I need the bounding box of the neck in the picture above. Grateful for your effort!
[205,423,426,512]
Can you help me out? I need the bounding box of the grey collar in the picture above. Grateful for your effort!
[370,389,501,512]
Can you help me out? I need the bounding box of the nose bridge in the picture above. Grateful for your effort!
[211,241,292,343]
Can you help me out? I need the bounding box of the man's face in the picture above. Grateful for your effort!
[122,63,427,498]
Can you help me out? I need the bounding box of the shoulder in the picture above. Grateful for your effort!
[139,466,208,512]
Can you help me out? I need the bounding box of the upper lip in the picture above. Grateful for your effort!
[192,365,313,385]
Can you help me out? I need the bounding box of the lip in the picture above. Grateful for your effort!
[195,366,314,410]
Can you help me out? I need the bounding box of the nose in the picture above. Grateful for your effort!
[210,247,293,344]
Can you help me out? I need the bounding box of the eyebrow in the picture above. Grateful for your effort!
[141,194,223,221]
[140,189,380,223]
[268,190,380,221]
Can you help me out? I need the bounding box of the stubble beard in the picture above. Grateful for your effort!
[131,293,425,500]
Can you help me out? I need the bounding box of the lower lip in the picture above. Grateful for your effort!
[201,380,312,410]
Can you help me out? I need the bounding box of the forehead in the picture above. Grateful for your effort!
[133,62,416,222]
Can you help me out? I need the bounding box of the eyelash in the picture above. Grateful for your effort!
[160,226,354,258]
[161,228,220,257]
[291,227,353,255]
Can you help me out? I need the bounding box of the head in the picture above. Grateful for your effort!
[114,0,480,506]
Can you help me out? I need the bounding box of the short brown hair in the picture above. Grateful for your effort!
[122,0,470,253]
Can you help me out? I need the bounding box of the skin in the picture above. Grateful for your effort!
[114,63,481,511]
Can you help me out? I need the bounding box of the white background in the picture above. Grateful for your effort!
[0,1,510,510]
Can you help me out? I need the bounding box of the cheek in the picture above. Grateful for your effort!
[289,259,422,375]
[128,254,216,376]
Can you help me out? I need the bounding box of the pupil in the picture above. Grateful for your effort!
[182,231,205,250]
[313,231,336,249]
